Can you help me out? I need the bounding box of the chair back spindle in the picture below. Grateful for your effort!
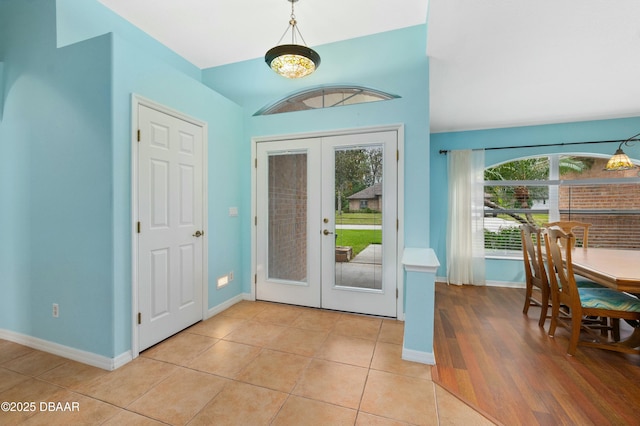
[520,224,550,327]
[543,221,590,249]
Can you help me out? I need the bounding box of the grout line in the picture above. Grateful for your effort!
[433,381,441,426]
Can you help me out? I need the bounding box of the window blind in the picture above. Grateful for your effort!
[483,155,640,254]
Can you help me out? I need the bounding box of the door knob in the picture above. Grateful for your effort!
[193,230,204,237]
[323,229,334,235]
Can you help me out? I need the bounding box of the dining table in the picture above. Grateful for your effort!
[569,248,640,293]
[568,247,640,349]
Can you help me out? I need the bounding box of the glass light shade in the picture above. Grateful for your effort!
[265,44,320,79]
[605,148,636,171]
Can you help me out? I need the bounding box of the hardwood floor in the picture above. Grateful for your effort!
[431,282,640,426]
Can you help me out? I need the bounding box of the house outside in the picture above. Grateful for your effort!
[347,182,382,211]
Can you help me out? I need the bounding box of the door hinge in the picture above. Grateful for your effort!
[396,288,399,299]
[137,312,142,324]
[397,150,399,161]
[254,274,257,284]
[255,158,257,168]
[255,216,257,226]
[396,219,399,231]
[137,221,141,233]
[137,129,141,142]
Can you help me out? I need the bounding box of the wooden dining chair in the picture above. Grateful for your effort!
[545,227,640,355]
[543,221,591,248]
[543,221,604,290]
[520,224,550,327]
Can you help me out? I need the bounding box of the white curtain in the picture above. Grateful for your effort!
[446,149,486,285]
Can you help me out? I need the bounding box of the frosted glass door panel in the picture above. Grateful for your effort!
[256,140,321,308]
[268,153,308,282]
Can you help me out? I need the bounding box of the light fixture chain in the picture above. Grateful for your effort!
[275,25,291,46]
[290,0,297,44]
[294,25,308,47]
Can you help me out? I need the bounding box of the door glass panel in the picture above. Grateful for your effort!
[334,145,383,290]
[268,153,307,282]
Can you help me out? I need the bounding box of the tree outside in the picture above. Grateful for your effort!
[335,146,382,214]
[484,156,590,250]
[334,146,383,258]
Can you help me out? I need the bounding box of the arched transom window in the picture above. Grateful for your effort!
[255,85,400,116]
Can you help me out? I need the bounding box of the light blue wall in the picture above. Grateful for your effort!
[202,25,431,295]
[0,1,32,332]
[0,0,113,354]
[430,116,640,284]
[0,0,244,358]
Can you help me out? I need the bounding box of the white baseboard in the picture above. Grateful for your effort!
[112,350,134,370]
[205,292,252,319]
[402,346,436,365]
[1,293,259,371]
[0,329,131,371]
[485,280,525,288]
[436,277,525,289]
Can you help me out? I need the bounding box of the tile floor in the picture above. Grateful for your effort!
[0,301,494,425]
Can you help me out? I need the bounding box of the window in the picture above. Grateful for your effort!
[254,85,400,116]
[484,154,640,255]
[359,200,368,210]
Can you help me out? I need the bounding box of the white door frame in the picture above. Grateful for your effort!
[251,124,405,320]
[131,94,209,357]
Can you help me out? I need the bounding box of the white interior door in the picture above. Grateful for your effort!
[255,131,397,317]
[137,104,204,351]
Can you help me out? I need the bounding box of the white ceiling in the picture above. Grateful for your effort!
[427,0,640,132]
[98,0,640,133]
[97,0,429,68]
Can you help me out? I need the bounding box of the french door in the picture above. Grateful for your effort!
[255,131,397,317]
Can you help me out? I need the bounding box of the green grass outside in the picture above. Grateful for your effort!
[335,211,382,225]
[335,229,382,257]
[491,213,550,226]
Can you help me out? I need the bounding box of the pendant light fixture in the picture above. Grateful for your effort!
[605,132,639,171]
[265,0,320,79]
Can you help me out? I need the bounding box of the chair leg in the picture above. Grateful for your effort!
[548,299,559,337]
[523,283,533,315]
[611,318,621,342]
[568,313,581,356]
[538,286,549,328]
[599,317,609,337]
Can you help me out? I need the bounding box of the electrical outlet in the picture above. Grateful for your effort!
[52,303,59,318]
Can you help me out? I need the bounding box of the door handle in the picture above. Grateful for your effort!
[323,229,334,235]
[192,230,204,237]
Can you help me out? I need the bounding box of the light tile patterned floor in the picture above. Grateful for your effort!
[0,301,495,425]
